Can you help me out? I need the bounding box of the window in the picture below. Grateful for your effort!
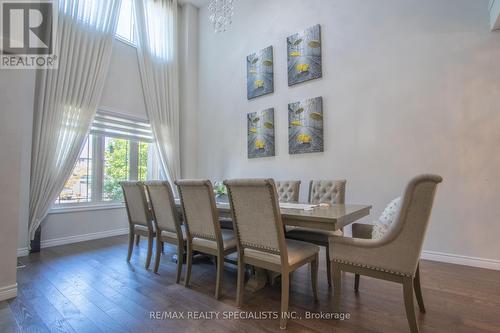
[115,0,136,45]
[56,110,162,207]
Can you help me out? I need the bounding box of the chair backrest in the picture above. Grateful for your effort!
[224,179,287,258]
[308,180,346,204]
[275,180,301,203]
[381,174,442,274]
[175,180,220,242]
[144,181,181,235]
[120,181,152,227]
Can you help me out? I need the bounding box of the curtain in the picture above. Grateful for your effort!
[29,0,122,243]
[134,0,180,184]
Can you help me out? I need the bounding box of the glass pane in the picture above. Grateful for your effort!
[138,141,150,181]
[103,137,130,202]
[116,0,135,44]
[56,136,93,204]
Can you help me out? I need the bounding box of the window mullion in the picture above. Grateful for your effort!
[129,141,139,181]
[92,135,104,202]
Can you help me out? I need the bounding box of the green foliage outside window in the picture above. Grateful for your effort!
[104,138,129,201]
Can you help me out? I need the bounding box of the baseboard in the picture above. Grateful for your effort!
[0,283,17,301]
[41,228,129,249]
[422,250,500,271]
[17,247,29,258]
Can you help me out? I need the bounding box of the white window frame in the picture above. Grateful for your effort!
[51,109,161,212]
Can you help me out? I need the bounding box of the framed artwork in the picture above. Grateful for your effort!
[246,46,274,99]
[287,24,322,86]
[247,108,275,158]
[288,97,323,154]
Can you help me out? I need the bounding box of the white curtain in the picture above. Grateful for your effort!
[29,0,122,242]
[134,0,180,184]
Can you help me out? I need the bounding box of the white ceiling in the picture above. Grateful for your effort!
[178,0,209,8]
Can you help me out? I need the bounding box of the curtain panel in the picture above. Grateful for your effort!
[134,0,180,184]
[28,0,122,243]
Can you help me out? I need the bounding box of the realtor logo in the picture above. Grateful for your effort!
[1,0,58,69]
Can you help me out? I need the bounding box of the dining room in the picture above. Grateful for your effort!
[1,0,500,332]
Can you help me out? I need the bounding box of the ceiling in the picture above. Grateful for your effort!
[178,0,209,8]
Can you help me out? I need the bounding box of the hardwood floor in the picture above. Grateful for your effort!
[4,235,500,333]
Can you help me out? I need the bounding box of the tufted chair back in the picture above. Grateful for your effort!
[275,180,301,203]
[308,180,346,205]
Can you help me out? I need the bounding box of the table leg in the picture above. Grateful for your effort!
[245,268,268,292]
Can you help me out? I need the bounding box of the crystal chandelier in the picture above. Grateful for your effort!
[208,0,234,33]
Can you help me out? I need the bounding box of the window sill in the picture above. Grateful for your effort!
[49,202,125,214]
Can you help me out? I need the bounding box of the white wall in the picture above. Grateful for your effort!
[0,70,35,299]
[195,0,500,265]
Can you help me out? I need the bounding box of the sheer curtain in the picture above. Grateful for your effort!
[134,0,180,184]
[29,0,122,243]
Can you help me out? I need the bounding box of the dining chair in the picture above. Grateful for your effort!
[224,179,319,330]
[275,180,301,203]
[175,179,238,299]
[120,181,156,269]
[144,181,185,281]
[286,179,346,286]
[329,174,442,333]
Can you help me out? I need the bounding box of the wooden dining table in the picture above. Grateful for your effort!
[174,199,372,292]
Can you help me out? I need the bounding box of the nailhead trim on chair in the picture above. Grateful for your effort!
[226,182,281,254]
[332,258,413,277]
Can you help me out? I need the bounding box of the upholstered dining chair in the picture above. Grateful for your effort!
[286,179,346,286]
[144,181,185,281]
[175,179,238,299]
[330,174,442,333]
[224,179,319,330]
[275,180,301,203]
[120,181,156,269]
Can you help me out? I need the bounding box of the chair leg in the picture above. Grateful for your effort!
[414,264,426,313]
[280,272,290,330]
[135,234,140,245]
[127,229,134,262]
[332,265,341,313]
[184,240,193,287]
[354,274,360,292]
[161,241,165,253]
[153,236,162,273]
[145,233,153,269]
[311,254,319,301]
[236,255,245,308]
[215,253,224,299]
[175,244,183,284]
[326,245,332,287]
[403,277,419,333]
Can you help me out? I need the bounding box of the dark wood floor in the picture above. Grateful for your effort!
[3,235,500,333]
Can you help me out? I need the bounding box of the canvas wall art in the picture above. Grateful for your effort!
[247,108,275,158]
[288,97,323,154]
[247,46,274,99]
[287,24,322,86]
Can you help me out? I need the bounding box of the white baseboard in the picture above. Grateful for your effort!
[422,250,500,271]
[0,284,17,301]
[17,247,29,258]
[41,228,129,249]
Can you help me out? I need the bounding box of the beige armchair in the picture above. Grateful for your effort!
[224,179,319,329]
[286,179,346,286]
[175,179,237,299]
[330,174,442,333]
[144,181,185,281]
[275,180,301,203]
[120,181,156,269]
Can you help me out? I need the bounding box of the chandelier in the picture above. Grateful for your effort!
[208,0,234,33]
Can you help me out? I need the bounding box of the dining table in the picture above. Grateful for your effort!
[174,199,372,292]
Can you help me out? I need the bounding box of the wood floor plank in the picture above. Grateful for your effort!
[11,235,500,333]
